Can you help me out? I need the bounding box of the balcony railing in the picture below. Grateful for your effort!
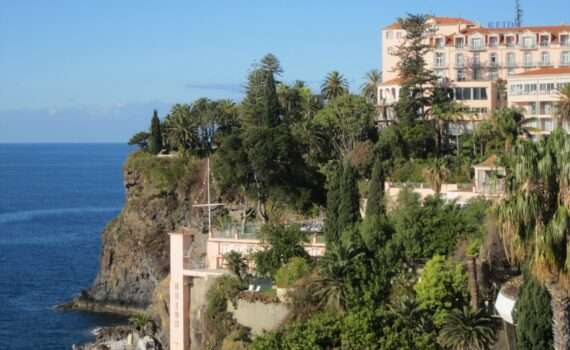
[522,61,535,68]
[469,44,486,51]
[539,61,552,67]
[520,43,537,50]
[505,61,518,68]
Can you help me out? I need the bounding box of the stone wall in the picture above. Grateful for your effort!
[228,299,289,336]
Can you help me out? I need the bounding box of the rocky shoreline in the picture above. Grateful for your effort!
[58,291,147,316]
[63,154,209,349]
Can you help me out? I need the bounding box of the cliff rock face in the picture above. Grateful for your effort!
[87,153,207,308]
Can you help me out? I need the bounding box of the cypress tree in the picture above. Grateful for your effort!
[366,156,386,218]
[325,165,342,242]
[338,163,360,233]
[149,110,163,154]
[514,271,553,350]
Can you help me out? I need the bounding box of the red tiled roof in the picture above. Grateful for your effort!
[385,16,475,30]
[513,67,570,77]
[460,25,570,35]
[380,77,403,86]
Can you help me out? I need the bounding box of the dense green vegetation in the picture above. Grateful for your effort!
[127,12,570,349]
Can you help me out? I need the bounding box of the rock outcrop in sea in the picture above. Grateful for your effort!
[66,152,210,348]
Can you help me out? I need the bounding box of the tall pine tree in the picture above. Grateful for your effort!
[515,270,553,350]
[338,163,360,234]
[393,14,436,124]
[149,110,163,154]
[366,156,386,218]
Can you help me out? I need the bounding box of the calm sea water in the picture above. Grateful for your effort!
[0,144,133,350]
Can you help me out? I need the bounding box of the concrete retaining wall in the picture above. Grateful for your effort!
[228,299,289,336]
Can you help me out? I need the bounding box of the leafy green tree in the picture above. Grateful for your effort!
[438,307,496,350]
[149,110,163,154]
[223,251,248,283]
[391,191,468,259]
[366,156,386,218]
[491,108,535,153]
[253,224,309,277]
[361,69,382,104]
[423,157,450,194]
[555,85,570,128]
[514,270,553,350]
[321,71,348,101]
[313,94,376,160]
[338,163,360,234]
[496,129,570,349]
[128,131,150,150]
[274,257,311,288]
[431,84,463,155]
[414,255,469,326]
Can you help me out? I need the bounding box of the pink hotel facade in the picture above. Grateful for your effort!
[378,17,570,134]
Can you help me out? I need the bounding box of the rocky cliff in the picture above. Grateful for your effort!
[74,152,208,310]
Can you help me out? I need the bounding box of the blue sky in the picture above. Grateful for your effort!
[1,0,569,142]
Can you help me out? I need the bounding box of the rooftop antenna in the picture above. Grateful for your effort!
[515,0,523,27]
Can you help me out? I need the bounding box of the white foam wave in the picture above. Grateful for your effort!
[0,207,122,224]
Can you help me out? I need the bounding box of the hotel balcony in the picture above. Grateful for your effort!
[538,61,553,67]
[522,62,536,68]
[520,44,537,50]
[468,44,486,51]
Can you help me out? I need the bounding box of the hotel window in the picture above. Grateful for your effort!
[473,68,482,81]
[489,70,498,80]
[544,118,554,132]
[472,53,481,66]
[457,69,466,81]
[435,52,446,67]
[386,31,393,39]
[506,36,515,48]
[471,37,484,50]
[489,52,498,66]
[396,31,403,39]
[473,87,488,100]
[456,53,464,67]
[540,35,550,47]
[507,52,516,66]
[435,38,445,49]
[541,52,550,66]
[562,51,570,65]
[489,36,498,48]
[508,68,516,76]
[455,37,464,49]
[543,102,554,114]
[522,36,536,49]
[561,35,570,47]
[524,52,533,67]
[529,102,538,115]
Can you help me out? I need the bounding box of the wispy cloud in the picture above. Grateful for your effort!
[184,82,244,94]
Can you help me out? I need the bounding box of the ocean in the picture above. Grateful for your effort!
[0,144,133,350]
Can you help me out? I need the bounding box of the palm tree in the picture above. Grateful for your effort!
[163,104,198,153]
[438,307,495,350]
[431,84,463,155]
[555,85,570,129]
[313,242,364,314]
[423,157,450,194]
[496,130,570,349]
[321,71,348,101]
[491,108,536,153]
[224,251,248,283]
[361,69,382,103]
